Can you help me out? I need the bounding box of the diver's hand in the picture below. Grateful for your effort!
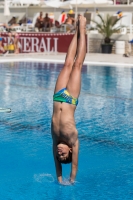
[69,178,75,185]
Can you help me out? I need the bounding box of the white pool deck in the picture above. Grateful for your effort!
[0,53,133,67]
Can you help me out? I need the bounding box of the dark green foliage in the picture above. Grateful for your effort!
[91,14,124,43]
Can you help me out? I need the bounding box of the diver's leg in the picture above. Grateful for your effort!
[54,25,78,94]
[66,16,86,98]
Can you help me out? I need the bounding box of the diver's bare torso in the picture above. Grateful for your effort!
[51,102,78,147]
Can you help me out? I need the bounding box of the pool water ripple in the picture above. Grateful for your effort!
[1,62,133,199]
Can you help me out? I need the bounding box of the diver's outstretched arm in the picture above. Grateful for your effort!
[53,143,62,183]
[70,139,79,183]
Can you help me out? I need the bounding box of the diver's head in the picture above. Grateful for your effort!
[56,143,72,164]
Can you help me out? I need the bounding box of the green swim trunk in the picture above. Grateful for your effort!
[53,88,78,106]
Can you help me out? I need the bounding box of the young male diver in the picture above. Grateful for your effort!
[51,15,86,184]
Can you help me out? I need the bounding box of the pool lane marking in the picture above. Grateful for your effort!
[81,91,133,101]
[0,81,133,102]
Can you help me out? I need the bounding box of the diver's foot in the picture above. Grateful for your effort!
[79,15,86,34]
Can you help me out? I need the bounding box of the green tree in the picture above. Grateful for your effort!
[92,14,124,44]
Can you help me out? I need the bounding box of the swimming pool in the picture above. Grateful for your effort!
[0,62,133,200]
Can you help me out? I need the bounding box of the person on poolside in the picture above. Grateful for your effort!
[13,33,20,54]
[35,11,44,32]
[0,33,8,55]
[63,13,75,33]
[51,15,86,184]
[7,32,15,53]
[64,14,75,26]
[5,17,20,31]
[43,13,52,31]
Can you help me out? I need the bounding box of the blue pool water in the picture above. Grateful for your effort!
[0,62,133,200]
